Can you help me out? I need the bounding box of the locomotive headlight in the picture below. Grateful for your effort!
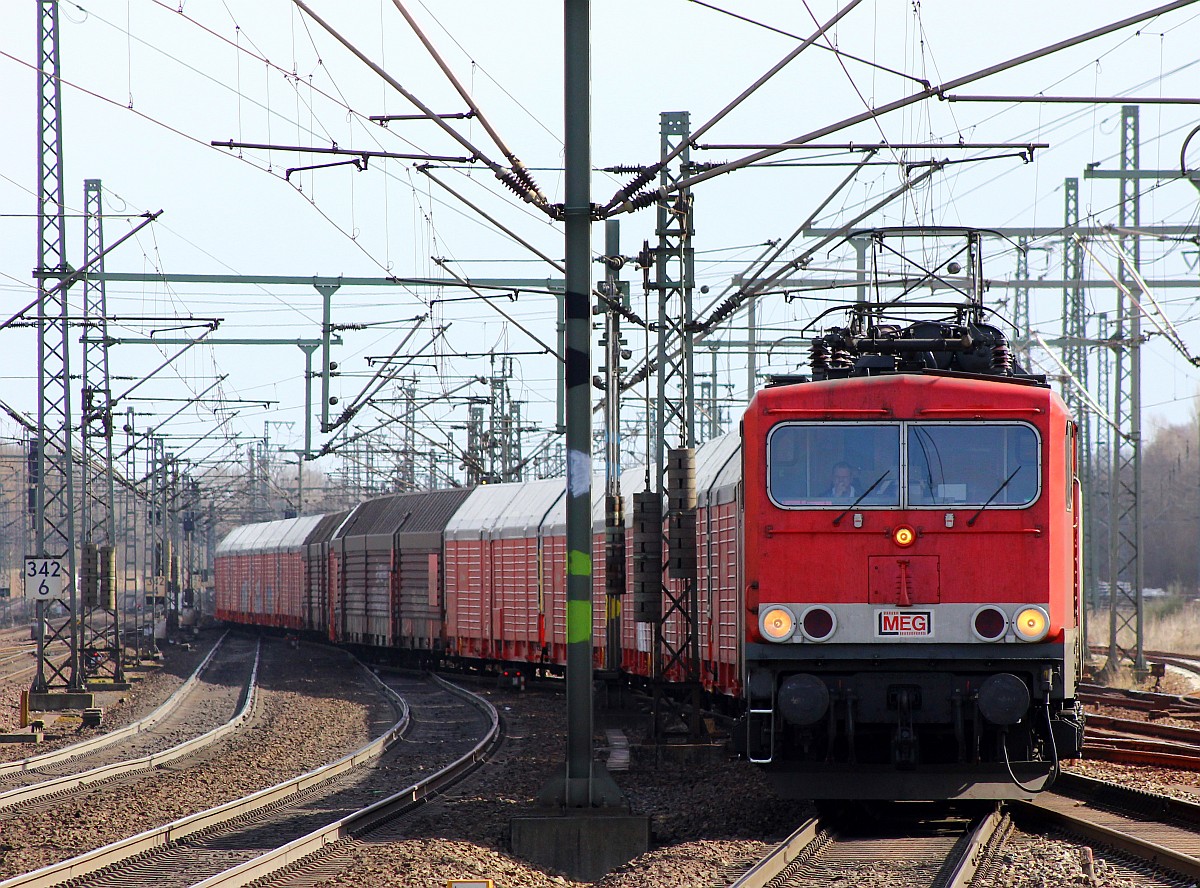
[892,525,916,547]
[760,605,797,642]
[1013,605,1050,642]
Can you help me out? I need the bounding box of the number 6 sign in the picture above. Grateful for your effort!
[24,557,65,601]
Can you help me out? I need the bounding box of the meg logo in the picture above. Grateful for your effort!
[876,610,933,637]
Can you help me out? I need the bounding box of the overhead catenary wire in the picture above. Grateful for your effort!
[432,259,562,361]
[655,1,1200,199]
[290,0,553,217]
[420,166,647,328]
[601,0,866,216]
[388,0,547,206]
[1079,231,1200,364]
[698,163,942,335]
[328,317,434,429]
[687,0,932,90]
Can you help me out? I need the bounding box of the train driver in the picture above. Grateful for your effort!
[822,462,859,501]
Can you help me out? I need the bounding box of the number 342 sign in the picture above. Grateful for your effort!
[24,557,66,601]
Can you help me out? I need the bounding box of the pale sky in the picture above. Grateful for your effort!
[2,1,1198,484]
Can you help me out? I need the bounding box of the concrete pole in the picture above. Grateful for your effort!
[561,0,595,808]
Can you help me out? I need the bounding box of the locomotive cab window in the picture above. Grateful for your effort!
[768,424,901,507]
[768,421,1041,509]
[907,423,1040,508]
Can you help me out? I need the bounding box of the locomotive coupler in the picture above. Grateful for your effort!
[951,689,966,762]
[845,690,858,763]
[890,687,919,768]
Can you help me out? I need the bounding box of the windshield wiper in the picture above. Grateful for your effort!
[833,471,890,526]
[966,467,1022,527]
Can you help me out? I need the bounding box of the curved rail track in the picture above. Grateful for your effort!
[1083,713,1200,770]
[0,633,258,810]
[0,671,497,888]
[1013,771,1200,883]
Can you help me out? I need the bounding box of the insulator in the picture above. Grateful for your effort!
[509,160,540,195]
[809,339,831,372]
[602,164,648,175]
[830,346,854,369]
[991,343,1013,374]
[622,190,661,212]
[616,166,658,200]
[495,168,539,205]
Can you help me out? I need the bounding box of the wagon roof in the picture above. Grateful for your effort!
[444,478,565,539]
[334,488,472,539]
[305,510,349,545]
[216,514,326,554]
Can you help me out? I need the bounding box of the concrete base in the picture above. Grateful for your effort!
[86,681,131,692]
[511,810,650,881]
[0,732,42,744]
[27,692,94,711]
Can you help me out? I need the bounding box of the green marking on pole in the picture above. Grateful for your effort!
[567,549,592,576]
[567,599,592,644]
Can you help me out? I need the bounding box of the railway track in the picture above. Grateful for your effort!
[728,771,1200,888]
[0,671,497,888]
[0,632,258,811]
[725,807,1002,888]
[1011,771,1200,884]
[1084,713,1200,770]
[0,638,67,682]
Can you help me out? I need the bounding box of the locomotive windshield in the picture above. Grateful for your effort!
[768,425,901,507]
[908,423,1039,507]
[767,422,1040,509]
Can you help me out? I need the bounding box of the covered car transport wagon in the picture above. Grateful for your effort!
[215,514,328,629]
[328,489,470,650]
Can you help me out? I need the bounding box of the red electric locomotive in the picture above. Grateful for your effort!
[740,298,1085,800]
[214,229,1084,802]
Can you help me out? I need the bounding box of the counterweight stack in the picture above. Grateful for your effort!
[630,491,663,623]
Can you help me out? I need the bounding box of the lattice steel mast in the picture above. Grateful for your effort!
[80,179,123,683]
[1060,178,1098,649]
[33,0,82,694]
[645,111,702,734]
[1105,106,1146,675]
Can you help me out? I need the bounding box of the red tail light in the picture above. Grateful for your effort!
[972,606,1007,642]
[801,606,835,642]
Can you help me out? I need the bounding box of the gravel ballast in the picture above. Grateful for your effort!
[0,637,392,878]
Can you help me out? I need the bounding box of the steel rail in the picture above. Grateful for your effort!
[0,631,229,778]
[1079,684,1200,713]
[1087,714,1200,746]
[1015,774,1200,881]
[727,810,999,888]
[1082,740,1200,770]
[727,817,822,888]
[184,673,500,888]
[0,638,260,809]
[0,658,411,888]
[940,809,1006,888]
[0,641,64,676]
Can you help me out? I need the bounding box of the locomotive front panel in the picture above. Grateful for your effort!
[741,374,1083,800]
